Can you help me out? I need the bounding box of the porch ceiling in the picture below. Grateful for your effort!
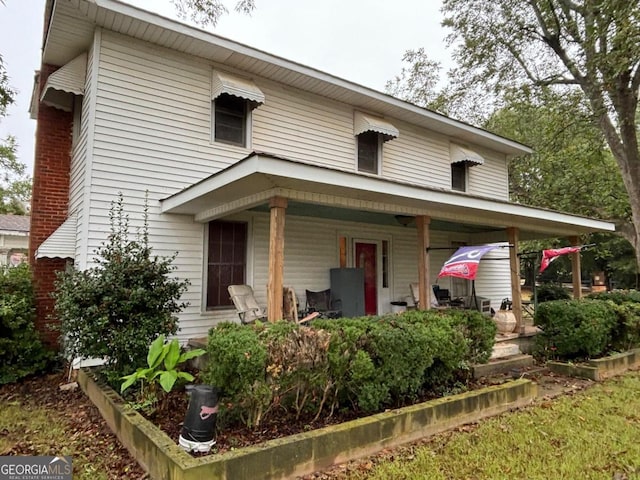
[160,153,615,240]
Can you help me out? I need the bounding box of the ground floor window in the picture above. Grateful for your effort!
[206,220,247,309]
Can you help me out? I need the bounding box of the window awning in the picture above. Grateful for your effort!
[354,112,399,141]
[41,53,87,112]
[35,216,77,259]
[211,70,265,107]
[450,144,485,166]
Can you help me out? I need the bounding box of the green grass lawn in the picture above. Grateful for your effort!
[346,371,640,480]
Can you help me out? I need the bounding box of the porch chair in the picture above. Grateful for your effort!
[305,288,342,319]
[410,283,441,308]
[283,286,320,324]
[228,284,267,324]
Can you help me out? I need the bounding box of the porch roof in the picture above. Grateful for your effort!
[160,152,615,240]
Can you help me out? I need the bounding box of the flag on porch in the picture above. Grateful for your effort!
[539,246,583,273]
[438,245,500,280]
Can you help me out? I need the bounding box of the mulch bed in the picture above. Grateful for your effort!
[0,364,596,479]
[0,370,146,479]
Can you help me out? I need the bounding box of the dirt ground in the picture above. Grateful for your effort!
[0,366,595,479]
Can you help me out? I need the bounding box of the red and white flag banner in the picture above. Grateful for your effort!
[539,246,583,273]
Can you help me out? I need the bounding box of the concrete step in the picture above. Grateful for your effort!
[472,354,534,379]
[490,342,522,360]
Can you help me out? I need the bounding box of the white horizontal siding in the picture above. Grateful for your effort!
[467,148,509,200]
[252,83,356,171]
[383,122,451,190]
[474,244,512,311]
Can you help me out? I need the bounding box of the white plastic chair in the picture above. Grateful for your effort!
[228,284,267,324]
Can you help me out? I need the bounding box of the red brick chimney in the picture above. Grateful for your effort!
[28,64,73,348]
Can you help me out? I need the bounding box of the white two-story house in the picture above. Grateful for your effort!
[29,0,614,345]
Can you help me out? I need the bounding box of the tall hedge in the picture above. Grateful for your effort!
[0,264,51,384]
[202,310,496,428]
[534,299,618,360]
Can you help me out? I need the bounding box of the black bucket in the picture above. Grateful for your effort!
[180,385,218,446]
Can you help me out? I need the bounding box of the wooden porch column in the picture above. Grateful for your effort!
[570,235,582,299]
[507,227,524,333]
[416,215,431,310]
[267,196,287,322]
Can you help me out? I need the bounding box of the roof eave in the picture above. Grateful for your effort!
[160,153,614,238]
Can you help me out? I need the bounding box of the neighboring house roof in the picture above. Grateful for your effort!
[0,215,30,235]
[42,0,531,157]
[161,152,615,240]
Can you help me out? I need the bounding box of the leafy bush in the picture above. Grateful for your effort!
[0,264,52,384]
[53,194,190,385]
[587,289,640,305]
[446,309,497,364]
[202,322,269,428]
[120,334,205,414]
[537,283,572,303]
[609,302,640,351]
[204,310,487,427]
[534,299,618,360]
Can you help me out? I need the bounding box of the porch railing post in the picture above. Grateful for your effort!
[569,235,582,299]
[267,196,287,322]
[507,227,523,333]
[416,215,431,310]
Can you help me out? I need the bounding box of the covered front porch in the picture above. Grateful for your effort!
[161,152,615,333]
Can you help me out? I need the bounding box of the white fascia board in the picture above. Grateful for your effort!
[161,154,615,233]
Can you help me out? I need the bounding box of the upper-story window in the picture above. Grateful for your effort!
[214,94,247,146]
[450,143,485,193]
[451,162,467,192]
[357,131,380,173]
[211,70,264,148]
[354,112,399,174]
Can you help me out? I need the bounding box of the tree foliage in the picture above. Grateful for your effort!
[0,48,30,214]
[171,0,255,27]
[385,48,445,112]
[485,88,628,221]
[441,0,640,271]
[0,135,31,214]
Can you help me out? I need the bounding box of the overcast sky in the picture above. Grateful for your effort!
[0,0,451,174]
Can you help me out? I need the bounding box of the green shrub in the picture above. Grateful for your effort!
[202,322,269,428]
[312,317,375,412]
[587,289,640,305]
[446,309,497,364]
[411,313,469,393]
[53,194,190,385]
[537,283,572,303]
[609,302,640,351]
[0,264,52,384]
[361,316,439,409]
[203,310,489,428]
[534,299,618,360]
[583,290,640,352]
